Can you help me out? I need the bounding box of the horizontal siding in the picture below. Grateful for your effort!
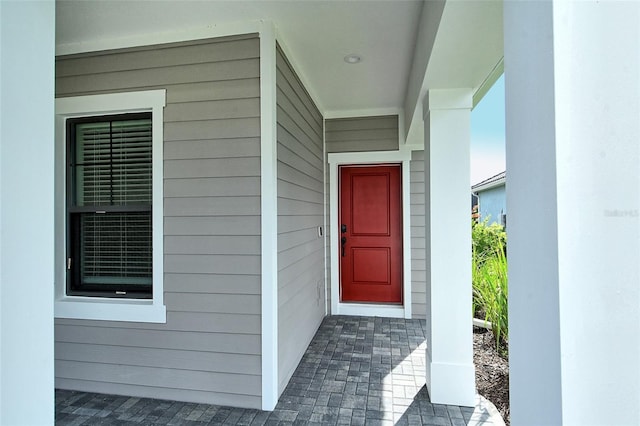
[164,177,260,198]
[325,115,399,153]
[54,380,260,408]
[55,342,260,374]
[164,293,261,314]
[164,118,260,141]
[164,98,260,122]
[164,236,261,255]
[164,216,260,236]
[278,162,324,193]
[56,36,260,77]
[164,197,261,216]
[277,215,322,233]
[276,46,326,395]
[411,150,426,319]
[56,59,260,94]
[55,325,260,355]
[164,157,260,180]
[54,35,262,408]
[56,312,259,334]
[165,79,259,103]
[164,254,260,275]
[164,138,261,160]
[163,273,260,294]
[56,361,260,395]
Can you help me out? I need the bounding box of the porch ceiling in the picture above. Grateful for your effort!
[56,0,503,120]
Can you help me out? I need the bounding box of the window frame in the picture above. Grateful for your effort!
[54,90,166,323]
[66,112,154,299]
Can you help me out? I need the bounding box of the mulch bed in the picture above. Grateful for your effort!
[473,327,510,425]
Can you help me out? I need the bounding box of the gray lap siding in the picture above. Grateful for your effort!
[54,34,262,408]
[410,150,427,319]
[275,46,326,395]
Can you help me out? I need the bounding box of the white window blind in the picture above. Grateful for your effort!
[69,114,153,295]
[74,118,152,206]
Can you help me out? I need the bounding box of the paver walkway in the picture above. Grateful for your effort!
[56,315,503,425]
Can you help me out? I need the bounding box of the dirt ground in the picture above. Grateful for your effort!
[473,327,510,425]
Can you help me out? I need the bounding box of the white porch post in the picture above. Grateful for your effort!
[0,0,55,424]
[505,2,640,425]
[422,89,475,407]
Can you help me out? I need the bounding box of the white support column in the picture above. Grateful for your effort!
[505,2,640,425]
[422,89,475,407]
[0,1,55,424]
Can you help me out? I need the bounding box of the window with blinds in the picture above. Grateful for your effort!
[67,113,153,298]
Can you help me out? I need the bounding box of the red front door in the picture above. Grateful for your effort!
[339,165,403,304]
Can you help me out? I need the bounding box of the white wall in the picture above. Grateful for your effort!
[505,2,640,424]
[0,1,55,424]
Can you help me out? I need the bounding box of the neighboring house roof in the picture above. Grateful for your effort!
[471,171,506,192]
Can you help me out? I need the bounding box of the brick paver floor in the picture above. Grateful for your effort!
[56,315,503,425]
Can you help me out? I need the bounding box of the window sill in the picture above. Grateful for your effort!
[55,297,166,323]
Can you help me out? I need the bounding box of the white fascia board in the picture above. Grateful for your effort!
[472,57,504,108]
[472,178,506,193]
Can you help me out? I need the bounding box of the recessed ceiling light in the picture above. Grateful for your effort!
[344,54,362,64]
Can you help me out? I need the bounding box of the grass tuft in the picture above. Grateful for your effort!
[472,220,508,355]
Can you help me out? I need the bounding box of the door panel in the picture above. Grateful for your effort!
[351,174,390,236]
[352,248,390,283]
[339,165,402,303]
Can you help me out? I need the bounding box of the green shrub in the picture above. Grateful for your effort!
[472,218,506,258]
[472,220,508,354]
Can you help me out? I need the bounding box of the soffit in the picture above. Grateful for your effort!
[56,0,423,115]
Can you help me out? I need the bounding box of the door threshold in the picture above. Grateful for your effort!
[336,302,406,319]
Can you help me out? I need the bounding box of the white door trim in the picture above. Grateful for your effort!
[328,149,413,319]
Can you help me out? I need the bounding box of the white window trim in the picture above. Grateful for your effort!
[328,148,414,319]
[54,90,166,323]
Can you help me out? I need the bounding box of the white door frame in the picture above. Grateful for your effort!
[328,149,413,319]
